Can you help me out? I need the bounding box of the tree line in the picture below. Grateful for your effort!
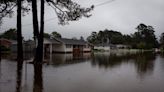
[87,23,163,50]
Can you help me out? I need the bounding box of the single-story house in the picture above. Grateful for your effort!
[94,43,117,51]
[0,38,35,52]
[10,40,18,52]
[94,43,131,51]
[44,38,92,53]
[1,38,92,53]
[10,40,36,52]
[23,40,35,52]
[116,44,131,49]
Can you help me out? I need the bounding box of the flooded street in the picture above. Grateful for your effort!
[0,52,164,92]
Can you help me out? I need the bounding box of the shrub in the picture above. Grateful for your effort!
[0,45,10,51]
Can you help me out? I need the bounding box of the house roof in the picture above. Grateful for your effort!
[10,40,17,44]
[44,38,61,44]
[0,38,17,44]
[0,38,11,43]
[94,43,115,47]
[55,38,87,45]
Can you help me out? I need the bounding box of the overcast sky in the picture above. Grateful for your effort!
[0,0,164,40]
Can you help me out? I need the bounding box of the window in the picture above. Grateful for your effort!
[84,45,90,48]
[66,44,72,48]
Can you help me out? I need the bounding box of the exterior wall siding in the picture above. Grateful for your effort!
[52,44,65,52]
[52,44,73,53]
[65,44,73,52]
[94,46,110,51]
[83,48,91,52]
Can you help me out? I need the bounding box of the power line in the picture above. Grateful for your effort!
[22,0,115,27]
[95,0,115,7]
[22,16,58,27]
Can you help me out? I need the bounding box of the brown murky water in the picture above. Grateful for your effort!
[0,52,164,92]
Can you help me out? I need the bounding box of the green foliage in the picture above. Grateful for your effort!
[87,32,98,44]
[44,33,51,38]
[122,35,133,45]
[160,33,164,45]
[134,23,158,49]
[87,23,159,50]
[0,28,17,40]
[0,45,10,51]
[43,31,62,39]
[87,29,124,44]
[51,31,62,38]
[137,42,146,49]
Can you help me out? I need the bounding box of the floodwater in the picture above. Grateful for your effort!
[0,52,164,92]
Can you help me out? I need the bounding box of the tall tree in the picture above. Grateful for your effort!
[31,0,40,62]
[87,29,124,45]
[87,32,98,44]
[1,0,30,61]
[31,0,39,41]
[17,0,23,61]
[134,23,158,49]
[34,0,45,62]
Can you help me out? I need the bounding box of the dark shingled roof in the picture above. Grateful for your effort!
[44,38,61,44]
[55,38,87,45]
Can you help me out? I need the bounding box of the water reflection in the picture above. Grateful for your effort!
[16,62,23,92]
[159,53,164,73]
[44,53,91,66]
[1,53,34,61]
[92,52,156,78]
[160,52,164,58]
[134,53,155,78]
[33,64,43,92]
[1,52,164,92]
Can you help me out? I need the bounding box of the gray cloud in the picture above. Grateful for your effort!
[1,0,164,40]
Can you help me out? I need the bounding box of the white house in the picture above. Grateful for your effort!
[94,43,116,51]
[44,38,91,53]
[94,43,132,51]
[116,44,131,49]
[94,44,110,51]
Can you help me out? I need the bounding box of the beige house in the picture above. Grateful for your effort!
[44,38,91,53]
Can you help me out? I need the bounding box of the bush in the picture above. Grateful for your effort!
[0,45,10,51]
[137,42,146,49]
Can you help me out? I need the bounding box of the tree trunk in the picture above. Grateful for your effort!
[31,0,41,63]
[34,0,45,62]
[32,0,39,39]
[17,0,23,62]
[16,0,23,91]
[36,0,45,62]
